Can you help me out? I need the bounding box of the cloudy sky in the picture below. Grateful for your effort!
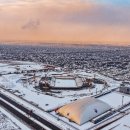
[0,0,130,45]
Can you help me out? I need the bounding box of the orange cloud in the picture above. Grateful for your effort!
[0,0,130,45]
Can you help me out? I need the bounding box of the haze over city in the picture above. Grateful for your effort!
[0,0,130,45]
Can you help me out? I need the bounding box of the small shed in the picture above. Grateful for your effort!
[120,86,130,94]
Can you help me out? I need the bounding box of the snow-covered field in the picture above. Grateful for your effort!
[0,111,20,130]
[99,92,130,108]
[55,79,77,88]
[0,107,30,130]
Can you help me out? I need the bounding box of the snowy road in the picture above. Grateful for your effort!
[0,99,45,130]
[0,86,78,130]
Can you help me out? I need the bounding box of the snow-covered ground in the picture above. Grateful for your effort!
[0,107,31,130]
[0,111,20,130]
[55,79,77,88]
[0,60,44,74]
[102,112,130,130]
[0,61,127,130]
[0,61,121,111]
[99,92,130,108]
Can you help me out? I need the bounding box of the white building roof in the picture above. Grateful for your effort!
[57,97,111,125]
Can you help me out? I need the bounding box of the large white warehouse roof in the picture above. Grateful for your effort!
[57,97,111,125]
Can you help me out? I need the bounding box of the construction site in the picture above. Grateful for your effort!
[0,60,130,130]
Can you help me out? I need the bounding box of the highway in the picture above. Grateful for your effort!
[0,99,45,130]
[0,87,76,130]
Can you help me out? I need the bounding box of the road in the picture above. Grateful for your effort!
[0,87,77,130]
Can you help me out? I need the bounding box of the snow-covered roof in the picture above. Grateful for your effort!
[57,97,111,125]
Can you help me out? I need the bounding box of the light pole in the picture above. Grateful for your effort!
[122,95,124,106]
[96,88,98,95]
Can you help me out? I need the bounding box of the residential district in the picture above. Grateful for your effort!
[0,44,130,130]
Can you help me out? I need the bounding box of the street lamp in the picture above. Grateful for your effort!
[96,88,98,95]
[122,95,124,106]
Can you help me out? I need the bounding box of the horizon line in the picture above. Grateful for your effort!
[0,41,130,47]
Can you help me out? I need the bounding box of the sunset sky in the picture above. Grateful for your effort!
[0,0,130,45]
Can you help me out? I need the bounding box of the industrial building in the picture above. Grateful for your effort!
[56,97,111,125]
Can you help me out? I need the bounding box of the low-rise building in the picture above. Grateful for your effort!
[56,97,111,125]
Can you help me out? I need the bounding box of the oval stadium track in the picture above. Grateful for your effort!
[0,92,62,130]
